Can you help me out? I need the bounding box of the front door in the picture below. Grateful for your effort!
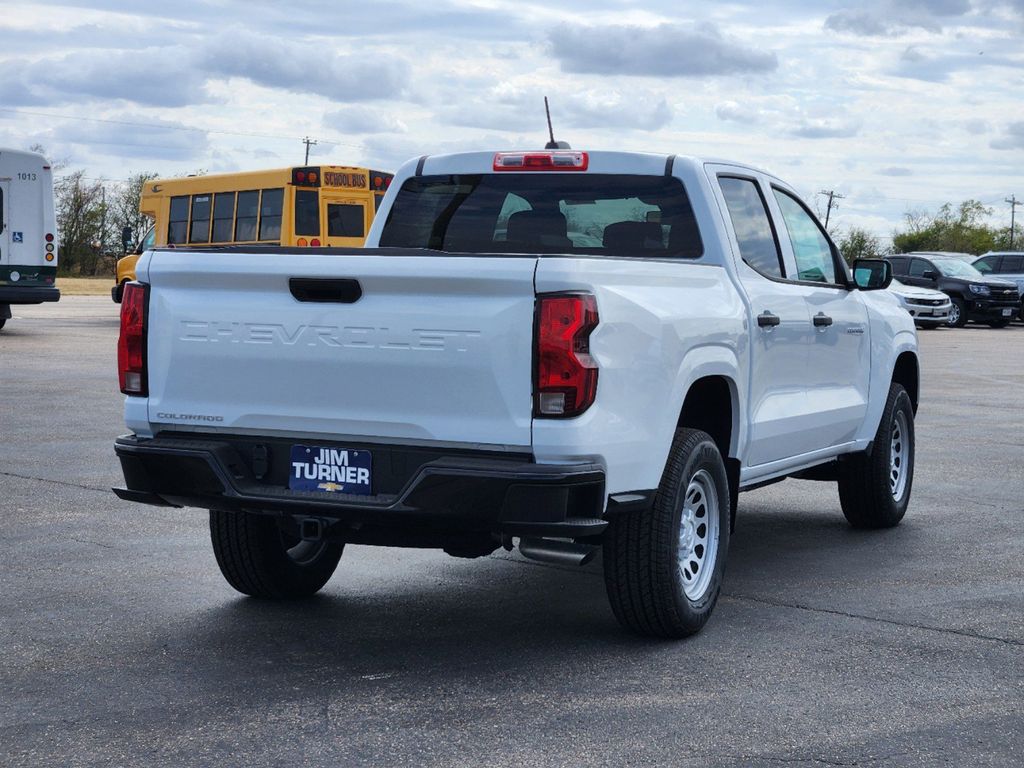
[321,196,369,247]
[769,186,871,451]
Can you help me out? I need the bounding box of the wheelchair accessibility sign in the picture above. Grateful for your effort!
[12,232,23,243]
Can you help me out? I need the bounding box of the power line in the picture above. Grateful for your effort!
[0,107,362,149]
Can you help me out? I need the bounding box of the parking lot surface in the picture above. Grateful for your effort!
[2,297,1022,767]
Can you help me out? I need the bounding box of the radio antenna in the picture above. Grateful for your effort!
[544,97,557,148]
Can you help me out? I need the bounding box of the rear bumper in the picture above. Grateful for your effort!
[0,286,60,304]
[114,434,607,538]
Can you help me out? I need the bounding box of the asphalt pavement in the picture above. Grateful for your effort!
[1,297,1022,767]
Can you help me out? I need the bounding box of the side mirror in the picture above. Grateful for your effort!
[121,226,133,253]
[922,269,938,280]
[853,258,892,291]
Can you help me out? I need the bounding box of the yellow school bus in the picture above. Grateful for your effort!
[113,165,393,301]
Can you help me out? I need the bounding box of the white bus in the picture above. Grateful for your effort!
[0,148,59,330]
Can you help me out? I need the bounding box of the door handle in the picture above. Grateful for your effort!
[757,311,781,328]
[289,278,362,303]
[813,312,833,327]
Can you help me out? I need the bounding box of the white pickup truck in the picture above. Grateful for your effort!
[114,149,919,638]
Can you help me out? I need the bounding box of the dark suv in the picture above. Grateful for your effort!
[886,252,1019,327]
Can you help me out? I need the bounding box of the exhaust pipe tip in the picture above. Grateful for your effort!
[518,537,598,567]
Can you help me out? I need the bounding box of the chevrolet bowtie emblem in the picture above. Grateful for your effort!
[317,482,344,492]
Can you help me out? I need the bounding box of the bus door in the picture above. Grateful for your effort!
[0,179,9,267]
[321,195,370,247]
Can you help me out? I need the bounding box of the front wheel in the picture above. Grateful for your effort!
[209,510,343,598]
[947,298,967,327]
[603,428,731,638]
[837,383,915,528]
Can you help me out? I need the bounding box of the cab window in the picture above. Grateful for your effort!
[771,189,837,284]
[908,258,932,278]
[719,177,784,278]
[973,256,996,273]
[1003,255,1024,272]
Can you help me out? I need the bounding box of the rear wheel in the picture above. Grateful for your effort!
[209,510,343,598]
[603,428,730,638]
[947,298,967,327]
[837,383,914,529]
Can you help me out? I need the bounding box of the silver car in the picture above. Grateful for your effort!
[887,278,952,328]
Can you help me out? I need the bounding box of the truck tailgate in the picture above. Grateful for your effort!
[143,250,537,447]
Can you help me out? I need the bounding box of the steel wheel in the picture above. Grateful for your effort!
[889,409,909,503]
[678,469,720,601]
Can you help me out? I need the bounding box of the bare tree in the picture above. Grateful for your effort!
[110,172,159,252]
[54,171,107,276]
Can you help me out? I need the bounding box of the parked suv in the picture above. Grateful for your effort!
[886,252,1019,327]
[973,252,1024,320]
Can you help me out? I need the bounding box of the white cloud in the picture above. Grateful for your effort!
[548,23,778,77]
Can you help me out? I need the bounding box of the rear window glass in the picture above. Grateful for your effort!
[294,190,320,237]
[327,203,365,238]
[1002,255,1024,272]
[379,174,703,258]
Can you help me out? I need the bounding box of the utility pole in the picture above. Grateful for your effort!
[302,136,318,165]
[818,189,845,230]
[1006,195,1021,249]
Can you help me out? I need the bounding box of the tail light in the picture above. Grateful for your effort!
[535,293,598,417]
[118,282,148,395]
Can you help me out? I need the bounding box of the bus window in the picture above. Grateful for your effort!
[235,190,259,241]
[211,192,235,242]
[294,190,320,237]
[327,203,365,238]
[259,188,283,241]
[189,194,212,243]
[168,196,189,244]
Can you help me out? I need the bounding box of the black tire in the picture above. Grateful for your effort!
[603,428,731,638]
[0,318,5,331]
[837,383,914,529]
[947,298,967,327]
[209,510,343,598]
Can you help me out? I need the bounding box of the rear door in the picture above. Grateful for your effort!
[144,250,537,447]
[711,169,813,467]
[322,196,369,246]
[0,180,9,269]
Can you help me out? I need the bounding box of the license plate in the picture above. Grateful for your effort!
[1002,308,1013,317]
[288,445,372,495]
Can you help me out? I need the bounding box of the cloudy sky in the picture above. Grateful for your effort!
[1,0,1022,240]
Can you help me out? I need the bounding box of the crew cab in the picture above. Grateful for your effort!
[114,150,920,638]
